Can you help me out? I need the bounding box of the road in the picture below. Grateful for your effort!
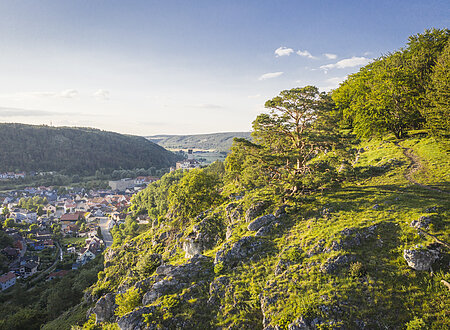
[98,217,113,248]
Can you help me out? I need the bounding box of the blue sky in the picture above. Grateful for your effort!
[0,1,448,135]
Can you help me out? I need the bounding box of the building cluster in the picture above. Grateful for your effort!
[108,175,159,191]
[0,172,26,180]
[175,149,201,170]
[0,177,155,291]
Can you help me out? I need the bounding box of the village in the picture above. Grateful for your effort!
[0,175,159,292]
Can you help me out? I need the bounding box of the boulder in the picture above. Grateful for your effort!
[117,306,157,330]
[207,276,229,305]
[245,201,268,221]
[320,254,356,274]
[403,248,439,271]
[410,216,432,230]
[182,215,224,258]
[93,293,117,323]
[215,236,267,269]
[255,219,280,237]
[248,214,276,232]
[142,255,213,305]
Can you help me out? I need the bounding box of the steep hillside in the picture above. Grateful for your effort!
[60,133,449,330]
[147,132,252,151]
[0,123,179,174]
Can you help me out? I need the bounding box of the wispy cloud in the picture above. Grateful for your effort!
[296,50,316,59]
[324,53,337,59]
[0,106,75,117]
[60,89,79,98]
[247,94,261,99]
[320,56,371,71]
[322,76,347,90]
[275,47,294,57]
[258,72,284,80]
[191,104,223,109]
[93,89,110,100]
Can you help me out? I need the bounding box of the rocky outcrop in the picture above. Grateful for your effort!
[93,293,117,323]
[215,236,268,269]
[142,255,213,305]
[226,203,243,223]
[320,254,356,274]
[182,214,224,258]
[248,214,276,232]
[410,216,432,229]
[117,306,157,330]
[208,276,229,305]
[245,201,268,222]
[403,247,439,271]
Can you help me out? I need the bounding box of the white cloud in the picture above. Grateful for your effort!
[296,50,316,59]
[93,89,110,100]
[324,53,337,59]
[60,89,79,98]
[275,47,294,57]
[320,56,371,71]
[192,104,223,109]
[258,72,284,80]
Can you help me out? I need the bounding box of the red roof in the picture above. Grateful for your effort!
[0,272,16,283]
[60,213,79,221]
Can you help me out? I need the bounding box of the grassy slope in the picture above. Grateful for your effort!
[79,135,449,329]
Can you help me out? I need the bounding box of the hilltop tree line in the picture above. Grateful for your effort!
[0,124,180,175]
[333,28,449,138]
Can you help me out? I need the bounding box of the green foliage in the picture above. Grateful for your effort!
[0,123,179,174]
[115,287,141,317]
[333,28,449,139]
[167,168,223,221]
[425,39,450,136]
[405,317,426,330]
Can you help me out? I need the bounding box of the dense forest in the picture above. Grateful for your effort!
[147,132,252,151]
[0,124,180,174]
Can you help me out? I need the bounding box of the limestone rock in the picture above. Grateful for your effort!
[248,214,276,232]
[320,254,356,274]
[117,306,157,330]
[410,216,432,229]
[93,293,117,323]
[245,201,268,221]
[215,236,267,268]
[142,254,213,305]
[208,276,229,305]
[403,248,439,271]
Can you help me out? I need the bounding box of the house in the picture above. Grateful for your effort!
[77,249,95,265]
[20,261,39,278]
[11,209,37,223]
[0,272,16,291]
[108,178,135,191]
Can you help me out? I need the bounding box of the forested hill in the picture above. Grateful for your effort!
[0,123,179,174]
[146,132,252,151]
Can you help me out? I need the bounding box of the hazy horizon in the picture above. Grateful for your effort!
[0,1,448,135]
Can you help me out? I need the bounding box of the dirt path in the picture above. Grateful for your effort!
[394,142,447,193]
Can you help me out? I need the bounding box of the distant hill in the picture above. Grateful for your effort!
[146,132,252,151]
[0,123,179,174]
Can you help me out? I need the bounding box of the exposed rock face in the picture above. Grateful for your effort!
[226,203,243,223]
[93,293,117,323]
[320,254,356,274]
[142,255,213,305]
[117,306,156,330]
[410,216,432,229]
[182,215,224,258]
[245,201,268,222]
[403,248,439,271]
[248,214,276,232]
[208,276,229,305]
[215,236,267,268]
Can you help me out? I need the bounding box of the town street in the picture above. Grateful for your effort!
[98,217,113,248]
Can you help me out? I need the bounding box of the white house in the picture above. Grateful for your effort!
[0,272,16,291]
